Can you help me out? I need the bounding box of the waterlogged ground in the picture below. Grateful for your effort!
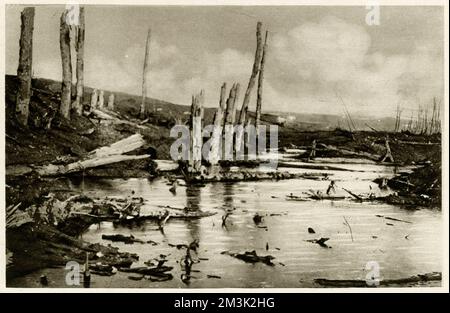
[9,160,442,288]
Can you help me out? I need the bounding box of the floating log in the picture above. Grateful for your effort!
[221,250,275,266]
[315,272,441,287]
[102,234,144,244]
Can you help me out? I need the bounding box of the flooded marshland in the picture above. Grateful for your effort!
[8,159,442,288]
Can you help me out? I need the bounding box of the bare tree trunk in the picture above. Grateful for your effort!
[255,31,268,131]
[15,7,35,127]
[74,7,85,115]
[98,90,105,109]
[238,22,263,125]
[108,93,115,110]
[90,89,98,110]
[60,10,72,119]
[230,83,240,125]
[189,90,204,172]
[140,28,151,118]
[210,83,227,165]
[224,84,237,126]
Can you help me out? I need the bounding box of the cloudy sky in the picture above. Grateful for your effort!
[5,5,444,118]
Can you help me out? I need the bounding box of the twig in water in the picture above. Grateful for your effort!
[343,216,354,242]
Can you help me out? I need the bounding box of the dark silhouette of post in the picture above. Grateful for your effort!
[16,7,35,127]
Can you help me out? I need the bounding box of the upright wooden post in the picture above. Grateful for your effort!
[140,28,151,118]
[60,10,72,119]
[238,22,263,125]
[74,7,85,115]
[255,31,268,131]
[15,7,35,127]
[210,83,227,165]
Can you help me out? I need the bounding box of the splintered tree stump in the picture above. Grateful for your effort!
[238,21,263,125]
[15,7,35,127]
[255,30,268,131]
[59,10,72,119]
[98,90,105,109]
[108,93,115,110]
[210,83,227,165]
[90,89,98,110]
[140,28,151,118]
[74,7,85,115]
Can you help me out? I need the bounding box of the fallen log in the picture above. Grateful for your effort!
[119,265,173,276]
[102,234,145,244]
[36,154,150,176]
[342,188,363,201]
[320,144,381,161]
[315,272,441,287]
[154,160,179,172]
[89,134,146,158]
[278,162,363,172]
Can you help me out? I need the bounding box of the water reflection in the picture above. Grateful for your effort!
[26,162,442,288]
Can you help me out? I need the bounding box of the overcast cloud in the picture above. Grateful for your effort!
[5,5,444,118]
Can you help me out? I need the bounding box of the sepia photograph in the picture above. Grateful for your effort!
[1,0,448,291]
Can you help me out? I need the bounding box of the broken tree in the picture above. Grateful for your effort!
[74,7,85,115]
[189,90,205,172]
[236,22,264,155]
[255,30,268,132]
[239,22,263,125]
[15,7,35,127]
[209,83,227,165]
[140,28,151,118]
[59,10,72,119]
[35,134,150,176]
[108,93,115,110]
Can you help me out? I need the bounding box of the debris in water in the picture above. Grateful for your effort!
[315,272,441,287]
[308,227,316,234]
[102,234,145,244]
[40,275,48,286]
[253,213,263,224]
[221,250,275,266]
[306,237,331,248]
[375,214,412,224]
[207,274,222,279]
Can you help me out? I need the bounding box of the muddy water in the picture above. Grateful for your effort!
[10,162,442,288]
